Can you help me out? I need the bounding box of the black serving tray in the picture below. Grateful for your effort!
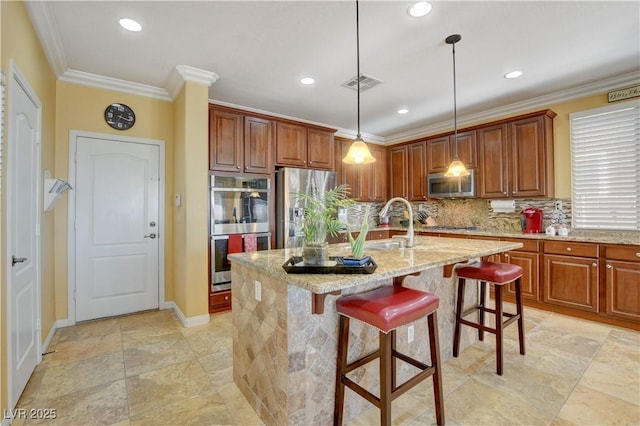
[282,256,377,274]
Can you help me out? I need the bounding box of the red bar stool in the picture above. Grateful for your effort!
[334,285,444,426]
[453,261,526,375]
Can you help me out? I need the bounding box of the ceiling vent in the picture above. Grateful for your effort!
[341,73,384,92]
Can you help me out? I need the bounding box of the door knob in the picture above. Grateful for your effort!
[144,233,157,239]
[12,256,27,266]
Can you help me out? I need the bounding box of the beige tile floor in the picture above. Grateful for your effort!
[13,304,640,426]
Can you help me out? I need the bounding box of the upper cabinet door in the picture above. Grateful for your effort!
[454,130,478,170]
[360,144,387,202]
[510,115,551,197]
[275,122,307,167]
[427,131,477,174]
[477,124,509,198]
[408,141,428,201]
[427,136,450,174]
[389,146,408,199]
[244,116,273,174]
[209,109,243,172]
[307,128,334,170]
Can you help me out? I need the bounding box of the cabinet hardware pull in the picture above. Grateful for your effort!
[636,253,640,257]
[606,264,612,269]
[592,263,597,267]
[236,166,241,169]
[566,247,572,252]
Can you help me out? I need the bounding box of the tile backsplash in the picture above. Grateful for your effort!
[347,198,572,232]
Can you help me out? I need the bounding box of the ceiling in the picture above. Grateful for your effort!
[27,1,640,143]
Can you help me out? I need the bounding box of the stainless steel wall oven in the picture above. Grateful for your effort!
[209,175,271,292]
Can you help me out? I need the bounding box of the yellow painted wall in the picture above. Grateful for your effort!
[54,81,175,319]
[546,93,609,198]
[172,81,209,318]
[1,0,57,412]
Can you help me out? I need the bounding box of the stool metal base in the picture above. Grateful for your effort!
[334,314,444,426]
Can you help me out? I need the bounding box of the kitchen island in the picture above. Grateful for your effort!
[229,236,522,425]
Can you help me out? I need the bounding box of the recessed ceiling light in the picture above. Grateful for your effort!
[300,77,315,85]
[408,2,432,18]
[504,70,523,79]
[119,18,142,32]
[397,108,409,114]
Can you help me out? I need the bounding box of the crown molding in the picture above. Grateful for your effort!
[24,0,67,77]
[386,71,640,144]
[167,65,220,99]
[334,128,386,144]
[59,69,172,101]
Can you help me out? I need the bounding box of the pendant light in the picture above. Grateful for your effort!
[444,34,470,177]
[342,0,376,165]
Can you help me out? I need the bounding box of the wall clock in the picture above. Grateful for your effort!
[104,103,135,130]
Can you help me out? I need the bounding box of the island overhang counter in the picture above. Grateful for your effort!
[229,236,522,425]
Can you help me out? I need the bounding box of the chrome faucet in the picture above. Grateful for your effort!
[379,197,414,247]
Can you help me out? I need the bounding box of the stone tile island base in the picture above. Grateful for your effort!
[231,266,478,426]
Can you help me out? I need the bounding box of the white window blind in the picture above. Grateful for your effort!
[570,99,640,230]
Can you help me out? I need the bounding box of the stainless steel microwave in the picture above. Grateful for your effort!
[427,170,476,198]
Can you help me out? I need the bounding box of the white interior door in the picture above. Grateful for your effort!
[8,64,41,407]
[75,136,159,322]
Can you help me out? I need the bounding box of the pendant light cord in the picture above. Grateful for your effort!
[452,39,459,159]
[356,0,361,140]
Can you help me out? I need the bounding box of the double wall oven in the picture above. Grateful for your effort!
[210,175,271,296]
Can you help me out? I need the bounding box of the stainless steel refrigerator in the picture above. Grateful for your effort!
[275,167,337,249]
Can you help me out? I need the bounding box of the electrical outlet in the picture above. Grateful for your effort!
[554,200,563,210]
[408,325,414,343]
[255,280,262,302]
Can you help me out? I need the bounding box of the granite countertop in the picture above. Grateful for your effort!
[372,225,639,246]
[228,236,522,294]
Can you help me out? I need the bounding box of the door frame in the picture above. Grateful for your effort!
[67,130,166,324]
[6,60,42,410]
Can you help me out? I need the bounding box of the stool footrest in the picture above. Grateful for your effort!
[341,349,437,407]
[345,351,379,374]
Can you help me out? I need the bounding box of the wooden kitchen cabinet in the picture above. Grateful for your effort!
[390,141,429,201]
[244,116,274,174]
[604,245,640,322]
[368,230,389,240]
[471,236,540,302]
[427,131,477,174]
[477,124,509,198]
[335,138,386,202]
[502,239,540,302]
[389,145,408,199]
[477,110,555,198]
[407,141,428,201]
[210,289,232,313]
[543,241,599,313]
[209,106,273,174]
[276,122,334,170]
[209,109,244,172]
[359,144,387,202]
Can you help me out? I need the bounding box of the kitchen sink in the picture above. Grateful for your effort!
[363,240,402,250]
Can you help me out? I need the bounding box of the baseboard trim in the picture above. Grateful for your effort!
[165,301,210,328]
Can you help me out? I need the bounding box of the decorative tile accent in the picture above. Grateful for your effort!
[232,264,478,425]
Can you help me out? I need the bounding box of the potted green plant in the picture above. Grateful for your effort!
[296,184,354,265]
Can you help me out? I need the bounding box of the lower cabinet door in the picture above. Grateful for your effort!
[605,260,640,321]
[543,255,599,312]
[504,250,539,301]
